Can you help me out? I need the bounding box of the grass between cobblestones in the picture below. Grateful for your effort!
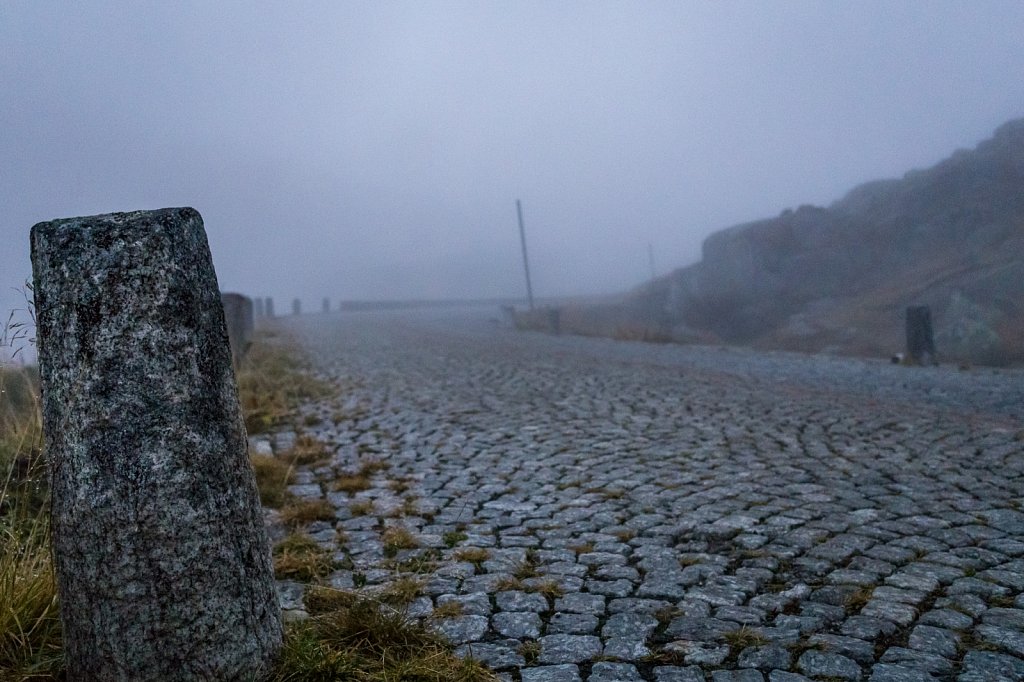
[0,326,491,681]
[272,588,494,682]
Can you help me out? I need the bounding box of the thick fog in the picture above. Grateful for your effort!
[3,2,1024,358]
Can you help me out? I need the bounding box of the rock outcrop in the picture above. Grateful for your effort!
[616,118,1024,364]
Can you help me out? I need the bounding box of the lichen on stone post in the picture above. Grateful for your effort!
[31,208,282,681]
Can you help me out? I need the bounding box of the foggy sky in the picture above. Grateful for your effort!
[3,2,1024,351]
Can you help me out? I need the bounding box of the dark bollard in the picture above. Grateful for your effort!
[292,298,301,316]
[31,208,282,681]
[548,307,562,335]
[906,305,937,365]
[265,296,275,318]
[500,304,516,329]
[221,292,254,366]
[254,296,265,318]
[322,297,330,314]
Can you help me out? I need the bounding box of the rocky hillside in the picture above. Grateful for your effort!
[586,118,1024,365]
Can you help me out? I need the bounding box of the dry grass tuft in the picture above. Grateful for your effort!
[349,500,374,517]
[453,547,490,569]
[493,577,524,592]
[513,561,539,581]
[303,586,359,616]
[518,640,541,664]
[235,332,332,434]
[379,577,424,606]
[568,541,595,555]
[430,601,464,619]
[613,529,637,542]
[443,531,468,548]
[382,527,419,557]
[333,474,372,495]
[525,579,564,599]
[273,533,336,582]
[358,459,390,476]
[723,626,769,650]
[271,597,495,681]
[280,499,336,527]
[844,587,875,612]
[250,453,294,509]
[281,434,333,467]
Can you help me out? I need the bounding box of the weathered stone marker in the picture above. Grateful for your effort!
[221,292,254,366]
[31,208,282,681]
[906,305,937,365]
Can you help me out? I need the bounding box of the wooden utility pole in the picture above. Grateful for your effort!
[516,199,535,310]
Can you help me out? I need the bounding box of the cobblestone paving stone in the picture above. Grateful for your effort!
[261,310,1024,681]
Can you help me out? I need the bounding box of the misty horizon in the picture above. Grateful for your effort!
[3,3,1024,342]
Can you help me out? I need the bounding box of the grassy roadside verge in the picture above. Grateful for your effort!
[0,363,61,680]
[0,326,494,681]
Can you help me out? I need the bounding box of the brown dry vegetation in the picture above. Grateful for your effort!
[271,592,495,682]
[235,330,333,434]
[279,499,336,528]
[0,363,62,680]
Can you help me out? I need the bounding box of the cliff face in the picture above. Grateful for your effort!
[632,118,1024,364]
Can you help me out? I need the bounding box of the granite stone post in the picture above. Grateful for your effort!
[906,305,937,365]
[221,292,254,366]
[265,296,275,318]
[30,208,282,681]
[292,298,301,316]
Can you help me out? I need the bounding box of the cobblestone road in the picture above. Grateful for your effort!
[266,309,1024,682]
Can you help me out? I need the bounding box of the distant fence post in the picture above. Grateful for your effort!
[548,307,561,335]
[906,305,937,365]
[30,208,282,680]
[221,292,254,366]
[292,298,301,316]
[500,304,516,328]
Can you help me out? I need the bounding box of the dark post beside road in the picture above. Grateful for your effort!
[30,208,282,681]
[906,305,937,365]
[292,297,302,316]
[221,292,254,367]
[265,296,275,318]
[547,306,561,335]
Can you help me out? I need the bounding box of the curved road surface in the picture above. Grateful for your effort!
[266,308,1024,682]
